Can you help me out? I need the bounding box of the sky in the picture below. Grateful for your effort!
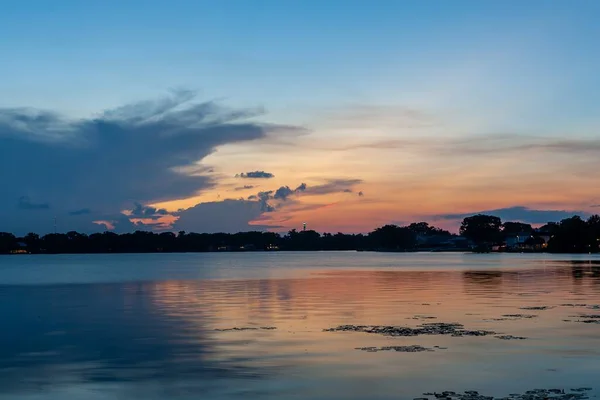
[2,0,600,235]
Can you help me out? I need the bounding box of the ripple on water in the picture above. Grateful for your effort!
[1,253,600,400]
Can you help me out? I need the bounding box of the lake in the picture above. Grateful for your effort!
[1,252,600,400]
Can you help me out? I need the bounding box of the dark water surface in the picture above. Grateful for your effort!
[1,252,600,399]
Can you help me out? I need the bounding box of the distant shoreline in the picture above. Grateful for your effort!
[2,213,599,255]
[2,248,595,256]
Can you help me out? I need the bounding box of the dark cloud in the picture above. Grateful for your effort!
[173,199,277,233]
[87,212,138,231]
[68,208,92,216]
[256,191,275,212]
[234,185,255,191]
[18,196,50,210]
[260,183,307,207]
[245,179,362,214]
[129,202,170,220]
[273,186,294,200]
[133,220,169,230]
[235,171,275,179]
[167,178,363,232]
[0,90,301,234]
[436,206,589,224]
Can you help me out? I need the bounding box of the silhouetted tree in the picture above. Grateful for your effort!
[321,232,365,250]
[548,215,600,253]
[23,232,42,253]
[501,222,533,236]
[408,222,451,237]
[460,214,502,244]
[368,225,416,250]
[283,229,321,250]
[588,215,600,248]
[0,233,18,253]
[538,222,560,235]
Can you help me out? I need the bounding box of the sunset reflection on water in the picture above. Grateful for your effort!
[1,253,600,399]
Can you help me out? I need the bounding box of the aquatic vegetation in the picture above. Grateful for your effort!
[215,326,277,332]
[495,335,528,340]
[416,387,593,400]
[325,323,496,337]
[355,345,434,353]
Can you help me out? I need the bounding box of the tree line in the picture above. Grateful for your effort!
[459,214,600,253]
[1,222,450,254]
[1,214,599,254]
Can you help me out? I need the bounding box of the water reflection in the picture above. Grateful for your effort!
[0,284,276,397]
[1,255,600,399]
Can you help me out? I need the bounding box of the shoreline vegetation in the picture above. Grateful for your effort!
[1,214,599,255]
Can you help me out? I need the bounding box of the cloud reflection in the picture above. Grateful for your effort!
[0,283,277,395]
[2,258,600,397]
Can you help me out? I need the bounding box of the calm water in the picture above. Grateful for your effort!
[1,252,600,399]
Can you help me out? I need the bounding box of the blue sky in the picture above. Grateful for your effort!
[1,1,600,234]
[2,0,599,124]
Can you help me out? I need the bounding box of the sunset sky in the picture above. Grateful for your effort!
[1,0,600,235]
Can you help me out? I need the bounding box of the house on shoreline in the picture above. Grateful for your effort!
[504,229,552,252]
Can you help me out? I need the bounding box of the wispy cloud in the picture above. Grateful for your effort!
[319,134,600,157]
[18,196,50,210]
[68,208,92,216]
[302,179,363,195]
[317,105,438,130]
[234,185,256,191]
[436,206,589,224]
